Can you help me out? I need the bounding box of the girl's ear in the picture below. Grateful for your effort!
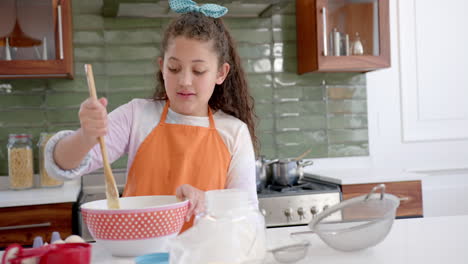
[216,62,230,85]
[158,57,164,73]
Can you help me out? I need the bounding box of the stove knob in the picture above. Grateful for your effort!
[323,205,329,211]
[310,206,317,217]
[284,208,293,222]
[297,207,305,220]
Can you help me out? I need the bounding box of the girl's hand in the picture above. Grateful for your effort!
[78,97,108,146]
[176,184,205,222]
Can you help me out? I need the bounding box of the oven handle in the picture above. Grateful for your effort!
[0,222,52,231]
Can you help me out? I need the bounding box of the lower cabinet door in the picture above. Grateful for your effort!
[0,203,73,247]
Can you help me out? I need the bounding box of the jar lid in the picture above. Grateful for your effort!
[205,189,249,215]
[9,134,32,138]
[39,132,55,143]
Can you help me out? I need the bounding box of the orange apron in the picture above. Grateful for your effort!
[123,100,231,231]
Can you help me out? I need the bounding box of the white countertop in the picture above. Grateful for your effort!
[0,177,81,208]
[303,167,423,185]
[85,214,468,264]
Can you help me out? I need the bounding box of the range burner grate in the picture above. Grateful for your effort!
[258,178,341,196]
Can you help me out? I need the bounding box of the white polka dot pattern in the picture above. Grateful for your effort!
[82,205,188,240]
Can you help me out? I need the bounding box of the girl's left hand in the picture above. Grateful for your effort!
[176,184,205,222]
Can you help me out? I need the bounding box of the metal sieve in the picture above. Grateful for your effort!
[289,184,400,254]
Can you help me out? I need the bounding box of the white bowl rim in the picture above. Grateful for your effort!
[81,195,189,214]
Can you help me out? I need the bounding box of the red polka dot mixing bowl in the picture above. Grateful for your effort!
[81,195,188,257]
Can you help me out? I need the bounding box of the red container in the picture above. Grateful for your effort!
[2,243,91,264]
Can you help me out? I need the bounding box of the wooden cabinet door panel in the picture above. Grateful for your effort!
[0,203,73,247]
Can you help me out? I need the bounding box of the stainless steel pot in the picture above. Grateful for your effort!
[271,159,314,186]
[255,156,278,192]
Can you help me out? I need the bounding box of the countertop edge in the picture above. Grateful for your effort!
[0,178,81,208]
[303,167,424,185]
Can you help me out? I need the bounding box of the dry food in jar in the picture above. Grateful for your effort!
[7,134,34,190]
[38,133,63,187]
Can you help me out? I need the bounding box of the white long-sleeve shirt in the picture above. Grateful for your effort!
[45,99,258,206]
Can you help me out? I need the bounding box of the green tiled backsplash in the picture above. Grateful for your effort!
[0,1,368,175]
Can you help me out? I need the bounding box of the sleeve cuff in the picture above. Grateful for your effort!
[44,130,92,181]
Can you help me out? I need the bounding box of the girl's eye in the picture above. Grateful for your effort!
[168,67,179,73]
[193,70,206,75]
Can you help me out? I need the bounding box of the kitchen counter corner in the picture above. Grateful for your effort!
[0,177,81,208]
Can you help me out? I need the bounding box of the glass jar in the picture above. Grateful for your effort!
[170,189,267,264]
[7,134,34,190]
[38,132,63,188]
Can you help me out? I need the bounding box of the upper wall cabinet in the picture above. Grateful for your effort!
[0,0,74,79]
[296,0,390,73]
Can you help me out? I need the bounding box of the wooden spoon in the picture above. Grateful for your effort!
[84,64,120,209]
[294,148,313,161]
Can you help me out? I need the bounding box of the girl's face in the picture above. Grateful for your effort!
[159,36,230,116]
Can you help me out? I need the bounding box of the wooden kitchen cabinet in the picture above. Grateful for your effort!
[0,202,73,247]
[296,0,390,73]
[341,181,423,218]
[0,0,74,79]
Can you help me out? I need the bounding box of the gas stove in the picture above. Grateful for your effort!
[258,174,342,227]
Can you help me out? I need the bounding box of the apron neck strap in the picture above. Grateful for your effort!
[160,100,170,124]
[207,108,216,129]
[161,100,216,129]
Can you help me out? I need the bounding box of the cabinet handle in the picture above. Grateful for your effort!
[0,222,52,231]
[58,4,64,60]
[321,7,328,56]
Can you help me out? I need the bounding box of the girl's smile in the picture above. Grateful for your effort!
[176,90,197,99]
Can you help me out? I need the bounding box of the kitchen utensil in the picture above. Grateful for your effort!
[351,32,364,55]
[5,38,12,60]
[293,148,312,161]
[84,64,120,210]
[333,28,341,56]
[1,243,91,264]
[271,159,314,186]
[268,240,310,263]
[255,156,278,191]
[291,184,400,252]
[81,195,188,257]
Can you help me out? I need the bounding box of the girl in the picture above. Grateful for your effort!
[45,0,258,230]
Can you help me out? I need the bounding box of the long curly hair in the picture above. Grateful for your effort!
[154,12,258,153]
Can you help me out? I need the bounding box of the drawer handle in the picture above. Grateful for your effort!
[0,222,52,231]
[399,197,410,201]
